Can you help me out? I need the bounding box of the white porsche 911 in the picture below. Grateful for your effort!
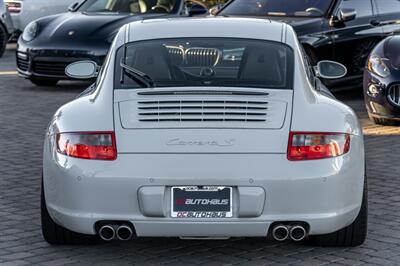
[42,17,367,246]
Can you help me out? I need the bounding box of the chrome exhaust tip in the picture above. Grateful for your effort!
[290,225,307,242]
[99,225,115,241]
[272,225,289,241]
[116,225,133,241]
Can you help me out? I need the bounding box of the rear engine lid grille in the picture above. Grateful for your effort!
[118,90,289,129]
[137,100,268,122]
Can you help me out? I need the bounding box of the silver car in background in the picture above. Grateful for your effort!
[0,0,13,57]
[4,0,76,33]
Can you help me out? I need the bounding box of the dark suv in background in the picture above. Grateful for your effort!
[218,0,400,90]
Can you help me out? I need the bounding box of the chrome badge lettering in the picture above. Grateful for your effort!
[167,138,235,147]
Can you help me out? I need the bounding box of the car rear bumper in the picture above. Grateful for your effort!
[43,135,365,237]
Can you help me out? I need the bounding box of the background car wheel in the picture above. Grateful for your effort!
[311,178,367,247]
[0,23,7,58]
[368,112,399,126]
[41,180,98,245]
[30,78,59,87]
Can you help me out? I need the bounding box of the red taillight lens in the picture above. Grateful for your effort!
[288,132,350,161]
[6,2,22,13]
[56,132,117,161]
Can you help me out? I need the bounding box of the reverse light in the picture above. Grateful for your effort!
[288,132,350,161]
[56,132,117,160]
[367,54,390,78]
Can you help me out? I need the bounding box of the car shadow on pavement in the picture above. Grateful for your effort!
[24,81,93,93]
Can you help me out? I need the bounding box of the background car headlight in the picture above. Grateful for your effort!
[22,21,38,42]
[367,54,391,78]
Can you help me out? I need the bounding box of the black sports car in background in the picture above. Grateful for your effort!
[17,0,207,86]
[218,0,400,90]
[364,35,400,126]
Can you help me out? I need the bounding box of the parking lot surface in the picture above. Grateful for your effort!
[1,45,400,266]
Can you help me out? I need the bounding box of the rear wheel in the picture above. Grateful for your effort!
[41,180,98,245]
[30,78,59,87]
[0,23,7,58]
[368,112,399,126]
[311,178,368,247]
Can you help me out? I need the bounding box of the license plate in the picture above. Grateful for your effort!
[171,186,232,218]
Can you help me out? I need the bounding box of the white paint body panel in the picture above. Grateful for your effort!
[43,18,365,237]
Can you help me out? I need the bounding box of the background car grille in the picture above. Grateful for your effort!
[388,84,400,107]
[16,54,29,72]
[137,100,268,122]
[32,61,70,76]
[166,46,221,66]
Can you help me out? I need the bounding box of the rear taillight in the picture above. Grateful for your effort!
[56,132,117,160]
[5,2,22,13]
[287,132,350,161]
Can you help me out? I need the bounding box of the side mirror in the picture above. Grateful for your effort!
[188,4,208,16]
[314,60,347,79]
[65,61,98,79]
[68,2,80,12]
[338,8,356,22]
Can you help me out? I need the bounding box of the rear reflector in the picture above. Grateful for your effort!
[288,132,350,161]
[5,2,22,13]
[56,132,117,160]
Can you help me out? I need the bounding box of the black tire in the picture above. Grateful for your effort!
[30,78,59,87]
[368,112,399,126]
[0,23,7,58]
[41,180,98,245]
[311,179,368,247]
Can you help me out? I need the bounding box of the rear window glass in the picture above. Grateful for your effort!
[115,38,294,90]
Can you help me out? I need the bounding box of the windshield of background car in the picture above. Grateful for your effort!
[219,0,332,17]
[79,0,178,14]
[115,38,294,89]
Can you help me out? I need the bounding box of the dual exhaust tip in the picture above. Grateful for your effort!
[99,224,134,241]
[100,223,306,242]
[271,224,307,242]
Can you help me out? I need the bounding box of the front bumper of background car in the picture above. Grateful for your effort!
[43,135,365,238]
[16,41,107,80]
[364,71,400,119]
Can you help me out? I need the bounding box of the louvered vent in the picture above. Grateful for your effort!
[137,100,268,122]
